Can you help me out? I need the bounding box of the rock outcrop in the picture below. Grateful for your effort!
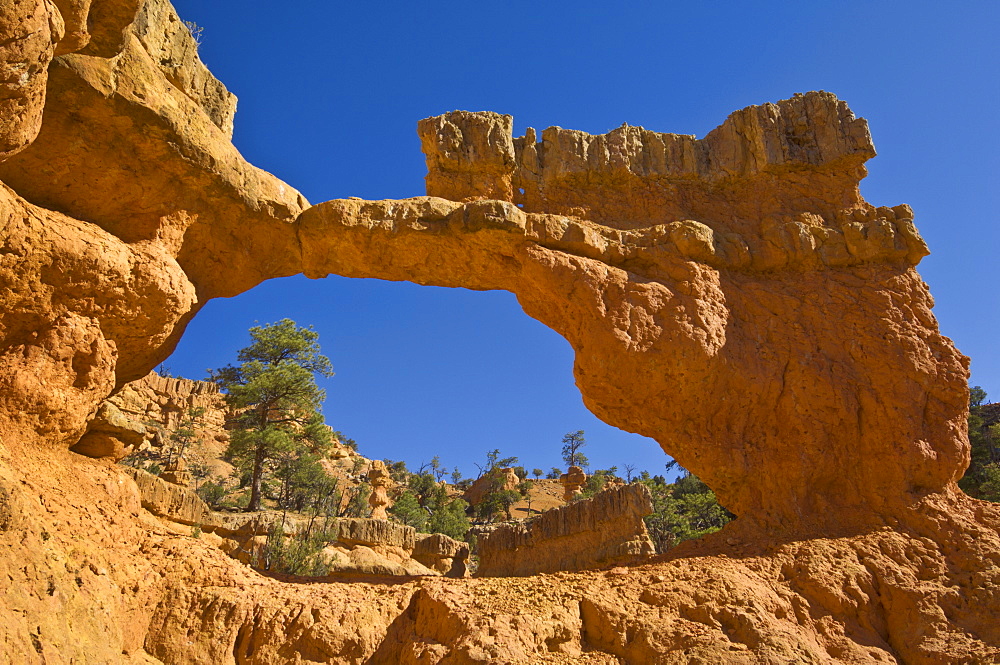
[477,483,655,577]
[108,370,232,476]
[123,465,210,527]
[1,0,998,661]
[367,459,394,519]
[559,465,587,502]
[462,466,519,506]
[323,518,468,578]
[71,401,147,459]
[413,533,470,577]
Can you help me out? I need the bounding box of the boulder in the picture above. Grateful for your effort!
[413,533,470,577]
[122,466,208,527]
[559,465,587,502]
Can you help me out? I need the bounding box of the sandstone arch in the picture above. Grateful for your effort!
[1,1,998,661]
[294,95,968,532]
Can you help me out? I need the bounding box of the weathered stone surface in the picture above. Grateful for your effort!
[336,517,415,550]
[122,465,209,527]
[367,459,394,519]
[0,35,304,305]
[0,0,62,159]
[130,0,236,137]
[0,183,195,447]
[0,0,142,161]
[418,93,880,231]
[413,532,470,577]
[299,95,961,530]
[478,483,654,577]
[559,465,586,502]
[71,401,146,459]
[110,370,233,475]
[0,0,304,461]
[158,456,190,486]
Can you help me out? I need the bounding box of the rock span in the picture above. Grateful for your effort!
[1,0,998,662]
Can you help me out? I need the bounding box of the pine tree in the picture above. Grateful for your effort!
[211,319,334,512]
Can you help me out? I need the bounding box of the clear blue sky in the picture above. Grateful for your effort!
[165,0,999,481]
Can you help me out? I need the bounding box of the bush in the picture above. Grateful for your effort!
[196,479,228,509]
[342,482,371,517]
[428,497,471,540]
[390,490,428,531]
[960,389,1000,502]
[641,473,733,552]
[256,521,334,576]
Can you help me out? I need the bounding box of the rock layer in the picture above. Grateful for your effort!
[477,483,655,577]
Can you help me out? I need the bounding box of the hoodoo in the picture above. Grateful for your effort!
[1,0,997,662]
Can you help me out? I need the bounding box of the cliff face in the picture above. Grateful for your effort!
[478,483,655,577]
[107,371,231,476]
[1,0,999,662]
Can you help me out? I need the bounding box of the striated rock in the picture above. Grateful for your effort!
[122,465,209,527]
[418,110,516,203]
[462,466,519,506]
[336,517,415,550]
[477,483,655,577]
[121,469,461,578]
[327,520,468,578]
[559,465,587,502]
[418,93,879,231]
[110,370,232,475]
[320,543,435,577]
[71,401,146,459]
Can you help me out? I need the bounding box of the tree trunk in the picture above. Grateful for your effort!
[247,443,266,512]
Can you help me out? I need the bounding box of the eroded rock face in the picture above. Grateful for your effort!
[477,483,655,577]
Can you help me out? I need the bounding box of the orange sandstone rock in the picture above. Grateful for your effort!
[559,465,587,502]
[302,95,966,532]
[477,482,654,577]
[367,459,394,519]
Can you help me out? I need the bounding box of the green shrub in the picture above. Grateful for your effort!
[196,479,228,509]
[256,521,334,576]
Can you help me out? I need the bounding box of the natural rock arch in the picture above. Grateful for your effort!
[296,94,968,532]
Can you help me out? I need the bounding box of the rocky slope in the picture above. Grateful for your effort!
[1,0,998,662]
